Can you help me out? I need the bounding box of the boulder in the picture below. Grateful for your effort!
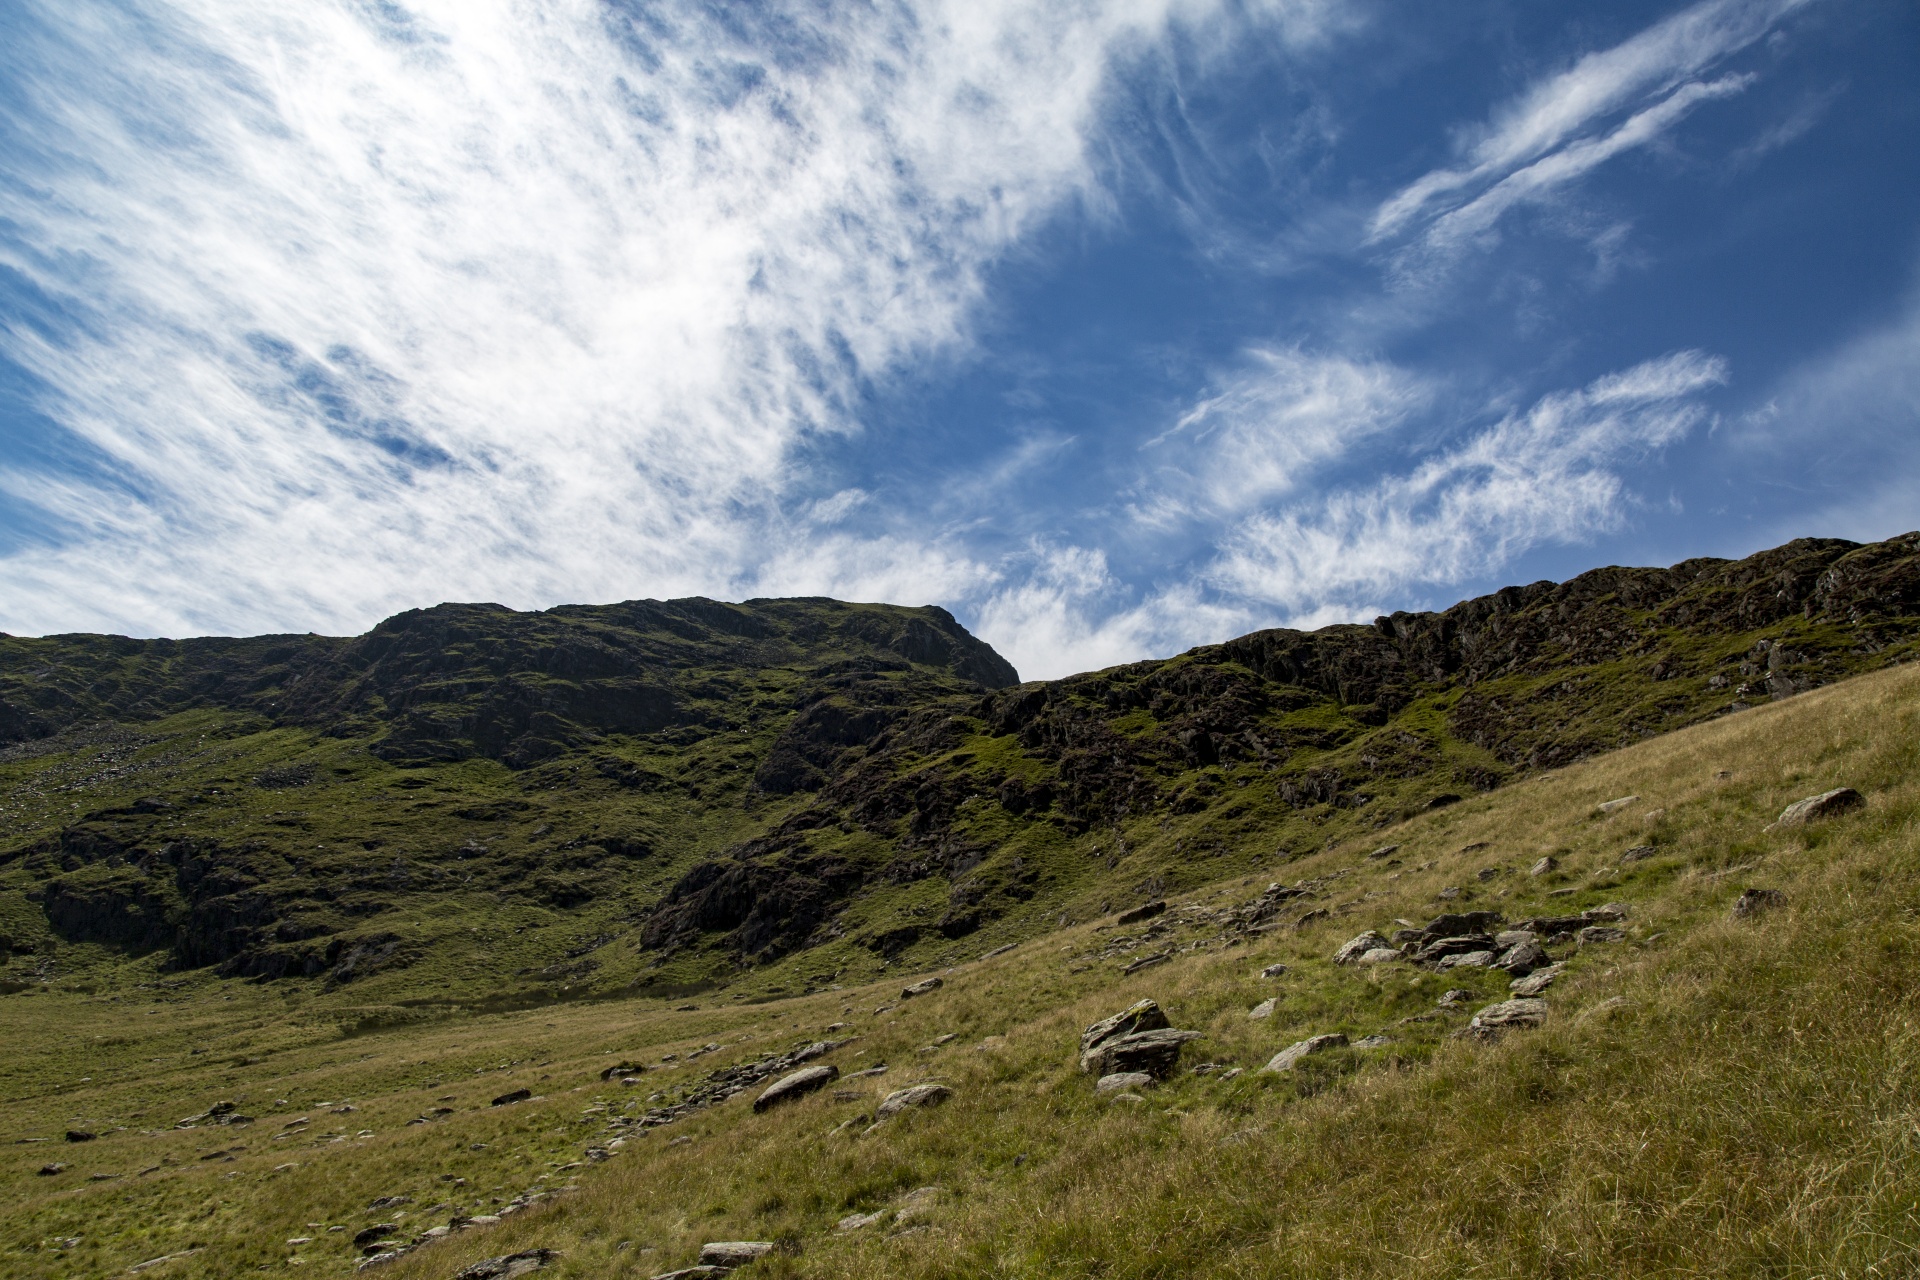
[1260,963,1289,978]
[1597,796,1639,814]
[1620,845,1657,863]
[649,1269,732,1280]
[1080,1028,1203,1078]
[1577,926,1626,944]
[36,1163,65,1176]
[64,1130,96,1143]
[1435,950,1496,971]
[1414,935,1495,965]
[1510,964,1564,996]
[1333,931,1391,964]
[352,1224,398,1248]
[490,1088,532,1107]
[1352,1035,1393,1049]
[1263,1034,1348,1072]
[1081,999,1170,1056]
[1115,900,1167,925]
[1248,998,1277,1019]
[1357,948,1403,965]
[1494,929,1539,949]
[1095,1072,1154,1095]
[900,977,944,999]
[1732,888,1786,919]
[456,1252,558,1280]
[752,1065,839,1113]
[1528,856,1557,876]
[699,1243,775,1268]
[874,1083,954,1120]
[1769,787,1863,829]
[1582,903,1629,922]
[1470,998,1548,1031]
[1495,941,1548,974]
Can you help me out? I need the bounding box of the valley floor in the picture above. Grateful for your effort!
[6,664,1920,1279]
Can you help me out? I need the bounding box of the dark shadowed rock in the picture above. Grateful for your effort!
[490,1088,532,1107]
[753,1065,839,1112]
[1081,1028,1203,1078]
[1115,900,1167,925]
[900,977,943,999]
[874,1083,954,1122]
[1470,998,1548,1031]
[1080,999,1170,1056]
[1733,888,1786,918]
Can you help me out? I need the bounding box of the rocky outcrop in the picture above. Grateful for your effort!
[1079,999,1202,1077]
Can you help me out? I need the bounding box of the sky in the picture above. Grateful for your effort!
[0,0,1916,680]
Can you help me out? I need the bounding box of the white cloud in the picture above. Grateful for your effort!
[0,0,1332,638]
[1141,346,1429,519]
[1210,350,1728,611]
[1371,0,1810,247]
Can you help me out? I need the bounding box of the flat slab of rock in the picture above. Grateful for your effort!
[1769,787,1863,829]
[1528,856,1557,876]
[1435,950,1495,971]
[1471,998,1548,1030]
[900,977,944,999]
[1419,911,1503,939]
[1495,941,1548,974]
[1081,999,1169,1058]
[1357,948,1402,965]
[650,1269,732,1280]
[1510,963,1564,996]
[753,1064,839,1113]
[1263,1033,1348,1072]
[1248,998,1277,1019]
[875,1083,954,1120]
[1578,925,1626,944]
[455,1251,558,1280]
[1597,795,1639,814]
[1096,1072,1154,1095]
[699,1242,775,1268]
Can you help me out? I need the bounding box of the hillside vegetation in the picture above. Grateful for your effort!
[3,650,1917,1278]
[2,533,1917,1013]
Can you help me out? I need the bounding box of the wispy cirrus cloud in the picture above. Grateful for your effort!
[1370,0,1812,251]
[1208,350,1729,613]
[0,0,1333,639]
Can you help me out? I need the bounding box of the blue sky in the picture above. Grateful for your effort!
[0,0,1916,678]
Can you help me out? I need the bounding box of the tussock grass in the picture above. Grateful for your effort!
[6,665,1920,1278]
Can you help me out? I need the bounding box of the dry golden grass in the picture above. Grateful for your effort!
[6,663,1920,1278]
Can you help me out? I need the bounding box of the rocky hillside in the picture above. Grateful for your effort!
[1,533,1916,1004]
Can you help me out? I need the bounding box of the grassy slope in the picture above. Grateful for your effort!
[4,661,1917,1278]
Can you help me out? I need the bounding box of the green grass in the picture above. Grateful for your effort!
[5,662,1920,1277]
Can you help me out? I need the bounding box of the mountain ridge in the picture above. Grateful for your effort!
[2,531,1917,1003]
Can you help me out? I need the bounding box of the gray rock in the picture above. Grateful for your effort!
[699,1242,775,1267]
[1435,950,1496,971]
[1620,845,1657,863]
[1260,963,1289,978]
[1582,902,1629,922]
[1081,999,1171,1056]
[1470,998,1548,1030]
[1352,1035,1393,1049]
[1436,989,1474,1007]
[1597,796,1639,814]
[875,1083,954,1120]
[1116,900,1167,925]
[1263,1034,1348,1072]
[36,1163,65,1176]
[1095,1072,1154,1095]
[1770,787,1863,829]
[1332,931,1391,964]
[1577,926,1626,944]
[1357,948,1403,965]
[1495,941,1548,974]
[1080,1028,1203,1078]
[1494,930,1539,949]
[752,1064,839,1113]
[1732,888,1786,919]
[1122,952,1170,974]
[900,977,944,999]
[456,1252,558,1280]
[1418,911,1504,939]
[352,1225,397,1248]
[649,1269,732,1280]
[836,1211,885,1232]
[1509,963,1564,996]
[1367,844,1401,860]
[1528,856,1557,877]
[1248,998,1277,1019]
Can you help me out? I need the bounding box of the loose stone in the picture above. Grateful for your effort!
[1263,1034,1348,1072]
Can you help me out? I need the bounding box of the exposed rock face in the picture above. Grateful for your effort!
[1769,788,1864,829]
[874,1083,954,1121]
[698,1243,775,1267]
[1333,931,1391,964]
[1264,1034,1348,1072]
[1078,999,1201,1077]
[752,1065,838,1113]
[1471,998,1548,1031]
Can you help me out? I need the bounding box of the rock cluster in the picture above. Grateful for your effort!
[628,1038,851,1133]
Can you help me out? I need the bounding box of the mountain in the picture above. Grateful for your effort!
[2,532,1917,1005]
